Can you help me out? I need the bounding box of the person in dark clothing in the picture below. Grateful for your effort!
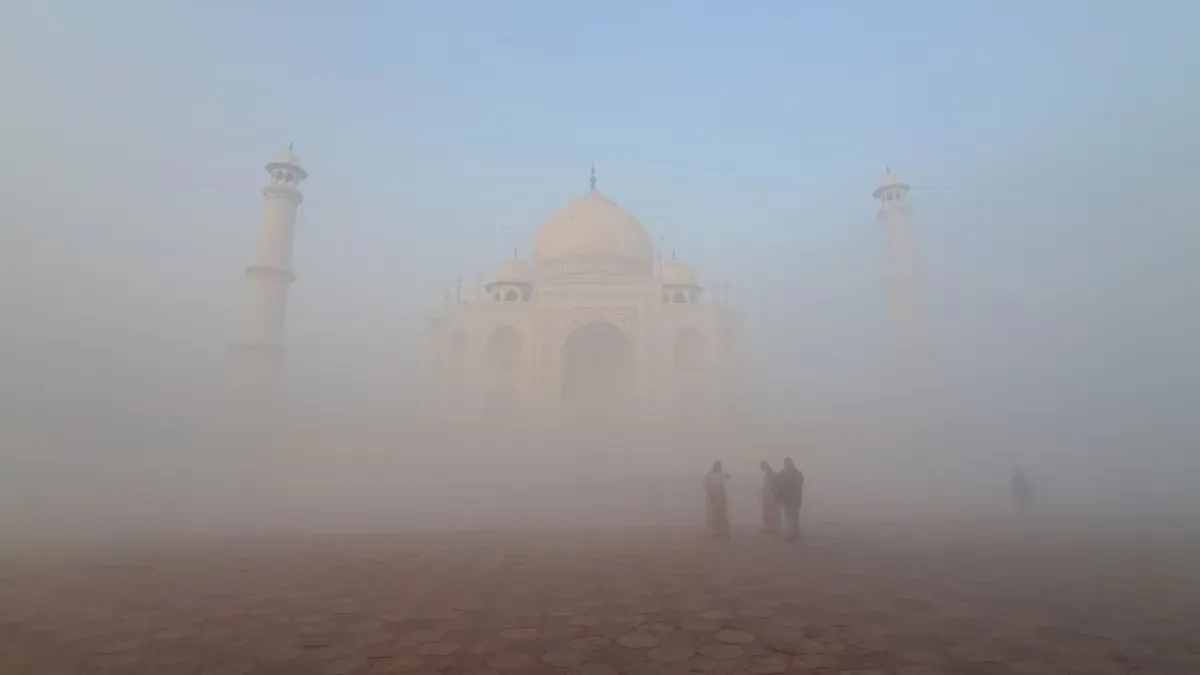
[774,457,805,540]
[704,461,731,538]
[759,461,781,534]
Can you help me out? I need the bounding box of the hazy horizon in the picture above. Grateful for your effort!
[2,2,1199,540]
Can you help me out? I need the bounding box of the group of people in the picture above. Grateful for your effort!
[704,462,1035,538]
[703,458,805,540]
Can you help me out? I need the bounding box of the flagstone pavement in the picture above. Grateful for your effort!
[2,520,1198,674]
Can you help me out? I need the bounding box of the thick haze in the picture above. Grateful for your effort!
[2,1,1198,540]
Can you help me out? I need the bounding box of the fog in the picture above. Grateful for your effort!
[2,3,1199,546]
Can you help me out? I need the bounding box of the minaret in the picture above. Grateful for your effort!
[228,146,308,412]
[874,168,937,420]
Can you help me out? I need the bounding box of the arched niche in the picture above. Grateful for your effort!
[486,325,521,371]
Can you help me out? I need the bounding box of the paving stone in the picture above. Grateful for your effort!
[468,638,512,654]
[793,653,839,669]
[91,651,143,667]
[498,626,539,640]
[740,656,789,674]
[735,607,775,618]
[568,664,618,675]
[203,662,256,675]
[398,629,442,646]
[623,662,692,675]
[714,629,755,644]
[486,652,534,670]
[647,643,696,662]
[697,644,742,659]
[361,656,425,673]
[637,621,677,636]
[617,631,660,649]
[308,645,354,661]
[414,641,460,656]
[894,667,952,675]
[97,638,145,654]
[321,655,371,675]
[541,647,588,667]
[569,635,612,651]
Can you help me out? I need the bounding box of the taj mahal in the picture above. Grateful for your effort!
[422,167,744,430]
[229,150,927,434]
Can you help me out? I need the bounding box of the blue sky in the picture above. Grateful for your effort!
[2,1,1199,451]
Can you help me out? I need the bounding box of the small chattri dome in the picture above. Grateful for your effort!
[265,149,308,180]
[661,260,696,286]
[493,257,532,284]
[872,170,908,198]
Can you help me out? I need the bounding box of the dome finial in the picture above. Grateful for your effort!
[589,162,597,191]
[289,141,294,152]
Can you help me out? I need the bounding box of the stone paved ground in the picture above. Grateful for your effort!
[2,520,1199,674]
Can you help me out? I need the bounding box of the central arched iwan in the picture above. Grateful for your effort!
[560,320,635,425]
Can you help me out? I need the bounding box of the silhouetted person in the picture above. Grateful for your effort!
[1012,466,1033,514]
[704,461,731,538]
[759,461,781,534]
[774,457,804,540]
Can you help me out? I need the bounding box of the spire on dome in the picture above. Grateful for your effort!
[289,141,294,152]
[589,162,597,191]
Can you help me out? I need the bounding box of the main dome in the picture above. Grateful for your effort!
[531,189,654,277]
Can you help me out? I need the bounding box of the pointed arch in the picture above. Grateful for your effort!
[561,320,635,425]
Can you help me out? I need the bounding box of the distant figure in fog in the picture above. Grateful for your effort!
[704,461,731,538]
[774,458,805,540]
[759,461,781,534]
[1012,466,1033,514]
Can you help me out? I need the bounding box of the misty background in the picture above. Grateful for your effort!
[2,1,1198,539]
